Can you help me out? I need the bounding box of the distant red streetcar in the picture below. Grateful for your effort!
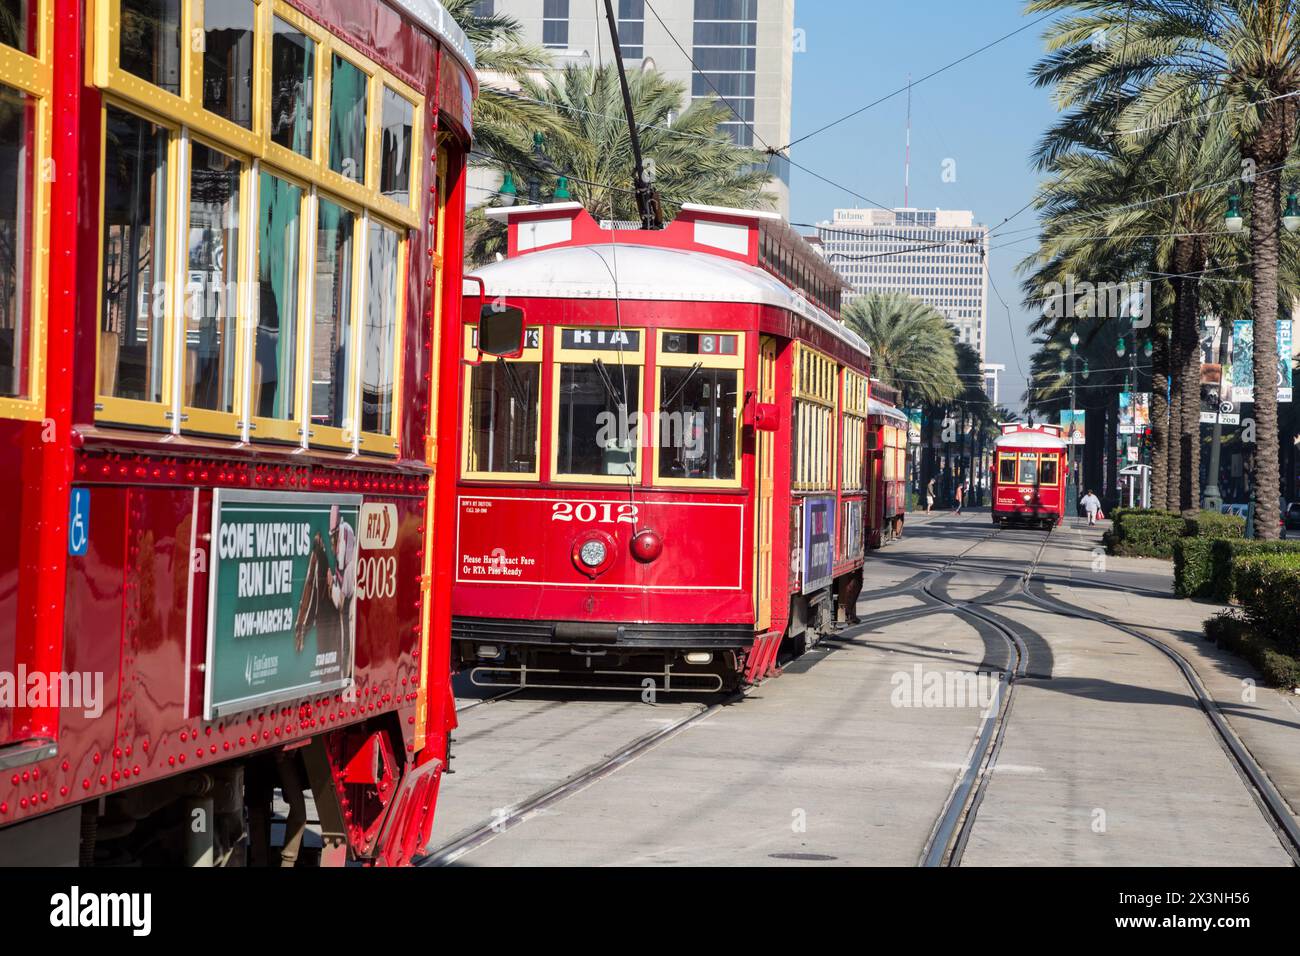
[452,203,870,691]
[991,423,1069,528]
[866,384,909,548]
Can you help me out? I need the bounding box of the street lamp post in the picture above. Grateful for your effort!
[1067,331,1080,518]
[1202,317,1231,511]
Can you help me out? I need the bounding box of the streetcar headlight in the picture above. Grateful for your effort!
[684,652,713,665]
[578,540,608,568]
[477,645,500,659]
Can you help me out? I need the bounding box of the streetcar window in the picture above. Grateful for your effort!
[252,172,302,422]
[0,84,33,399]
[466,361,540,475]
[0,0,33,55]
[329,54,368,181]
[997,455,1016,484]
[183,143,241,414]
[360,220,399,438]
[656,366,737,481]
[1039,456,1059,485]
[203,0,255,129]
[100,107,170,406]
[1018,454,1038,485]
[270,18,316,157]
[556,364,640,477]
[379,87,414,206]
[310,199,354,432]
[120,0,182,96]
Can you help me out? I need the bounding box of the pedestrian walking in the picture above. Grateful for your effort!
[926,477,936,513]
[952,481,965,515]
[1081,489,1101,526]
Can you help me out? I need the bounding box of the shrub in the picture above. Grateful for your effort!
[1204,539,1300,603]
[1233,553,1300,655]
[1108,510,1185,558]
[1204,612,1300,690]
[1173,537,1215,598]
[1183,510,1245,540]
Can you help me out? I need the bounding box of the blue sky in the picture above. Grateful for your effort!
[787,0,1062,409]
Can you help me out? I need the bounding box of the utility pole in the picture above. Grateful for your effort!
[1067,331,1080,517]
[601,0,661,229]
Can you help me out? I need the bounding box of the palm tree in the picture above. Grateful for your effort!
[466,64,774,264]
[841,292,963,407]
[1021,101,1240,513]
[1025,0,1300,534]
[442,0,563,169]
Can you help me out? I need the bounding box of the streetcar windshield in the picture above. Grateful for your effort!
[998,455,1016,484]
[657,366,738,481]
[1039,456,1058,485]
[1018,455,1038,485]
[556,362,640,476]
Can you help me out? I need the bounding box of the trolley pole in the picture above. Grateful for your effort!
[602,0,661,230]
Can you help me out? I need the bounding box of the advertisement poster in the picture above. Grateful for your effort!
[802,496,836,594]
[1119,392,1151,434]
[906,408,922,445]
[1060,409,1086,445]
[1232,319,1293,403]
[205,490,361,720]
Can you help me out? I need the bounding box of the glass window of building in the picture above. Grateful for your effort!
[542,0,569,48]
[618,0,644,58]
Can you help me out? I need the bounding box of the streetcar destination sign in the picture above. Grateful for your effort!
[204,489,362,719]
[560,328,640,350]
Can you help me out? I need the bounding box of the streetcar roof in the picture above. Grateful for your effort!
[867,398,909,425]
[465,242,871,359]
[993,431,1068,449]
[386,0,476,81]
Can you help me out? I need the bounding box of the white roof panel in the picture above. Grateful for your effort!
[994,430,1068,450]
[464,243,871,359]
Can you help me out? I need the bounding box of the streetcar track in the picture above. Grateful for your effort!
[454,688,523,713]
[1019,580,1300,866]
[918,527,1051,866]
[418,693,739,865]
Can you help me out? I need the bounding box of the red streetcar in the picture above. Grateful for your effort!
[0,0,475,866]
[452,203,871,691]
[866,382,909,548]
[991,423,1068,528]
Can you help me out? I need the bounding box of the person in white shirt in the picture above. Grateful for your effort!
[1080,490,1102,526]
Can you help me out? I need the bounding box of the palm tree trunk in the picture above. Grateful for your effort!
[1149,322,1172,511]
[1249,160,1283,539]
[1172,240,1204,516]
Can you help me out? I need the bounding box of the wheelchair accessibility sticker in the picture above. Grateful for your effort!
[68,488,89,556]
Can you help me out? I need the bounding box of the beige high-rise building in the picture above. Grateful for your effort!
[473,0,794,215]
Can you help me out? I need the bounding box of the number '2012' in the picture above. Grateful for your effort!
[551,502,639,524]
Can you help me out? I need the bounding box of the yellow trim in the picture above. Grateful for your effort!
[356,224,407,456]
[650,329,743,489]
[0,0,54,420]
[178,134,252,437]
[550,326,644,485]
[88,0,419,229]
[460,327,543,481]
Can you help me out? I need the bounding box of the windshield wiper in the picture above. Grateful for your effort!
[661,361,703,411]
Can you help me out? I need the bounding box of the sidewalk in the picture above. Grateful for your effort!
[1040,520,1300,825]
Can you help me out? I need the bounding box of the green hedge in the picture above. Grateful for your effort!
[1183,510,1245,540]
[1174,538,1300,601]
[1204,612,1300,689]
[1108,510,1186,558]
[1234,553,1300,654]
